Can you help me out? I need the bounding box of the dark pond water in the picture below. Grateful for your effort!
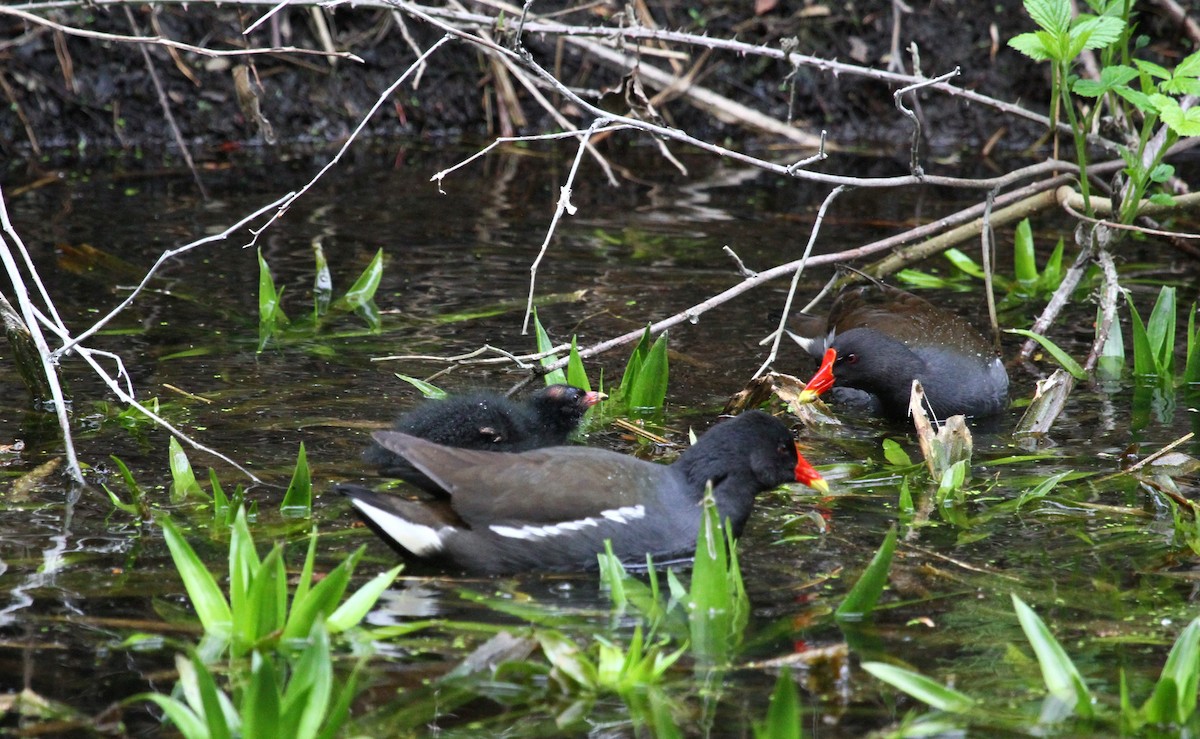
[2,143,1199,735]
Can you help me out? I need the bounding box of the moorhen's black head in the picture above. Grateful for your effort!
[528,384,605,440]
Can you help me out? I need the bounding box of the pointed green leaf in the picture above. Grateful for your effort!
[168,437,203,502]
[313,241,332,317]
[1005,329,1086,379]
[1185,305,1200,384]
[283,548,361,640]
[1146,286,1176,378]
[566,336,591,392]
[394,373,446,399]
[327,564,403,633]
[1143,617,1200,723]
[280,442,313,517]
[158,516,231,633]
[881,438,912,468]
[863,662,976,713]
[627,332,668,414]
[242,651,282,739]
[533,309,567,385]
[1012,594,1093,718]
[1013,218,1038,291]
[836,526,897,620]
[755,667,802,739]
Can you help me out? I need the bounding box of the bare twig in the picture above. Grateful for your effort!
[0,5,363,62]
[895,67,960,175]
[754,186,847,378]
[123,6,207,199]
[1085,246,1121,374]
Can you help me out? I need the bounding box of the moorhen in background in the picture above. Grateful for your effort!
[365,384,604,478]
[339,410,829,574]
[790,282,1008,421]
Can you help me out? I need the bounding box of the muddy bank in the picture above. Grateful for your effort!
[0,1,1193,173]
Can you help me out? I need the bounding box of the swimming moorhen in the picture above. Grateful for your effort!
[790,282,1008,420]
[365,384,604,478]
[340,410,829,574]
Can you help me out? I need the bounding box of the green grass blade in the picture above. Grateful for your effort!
[283,548,361,640]
[158,516,231,634]
[687,488,743,664]
[257,248,288,352]
[293,529,318,612]
[209,468,229,520]
[312,241,331,318]
[246,546,288,645]
[566,336,591,392]
[598,540,628,610]
[944,247,986,279]
[1144,616,1200,723]
[1011,594,1093,718]
[283,622,334,739]
[1146,286,1176,377]
[616,326,653,404]
[331,248,383,332]
[1187,304,1200,384]
[1039,237,1065,291]
[326,564,403,633]
[835,525,897,620]
[1125,292,1155,377]
[136,693,207,738]
[189,653,233,739]
[242,651,282,739]
[1005,329,1087,379]
[755,667,802,739]
[627,331,668,414]
[168,437,204,502]
[280,442,312,517]
[862,662,975,713]
[394,373,446,399]
[1013,218,1038,293]
[533,309,567,385]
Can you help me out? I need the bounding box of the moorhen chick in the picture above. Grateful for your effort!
[365,384,604,478]
[791,282,1008,420]
[340,410,829,574]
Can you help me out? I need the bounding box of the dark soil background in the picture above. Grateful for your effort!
[7,0,1191,172]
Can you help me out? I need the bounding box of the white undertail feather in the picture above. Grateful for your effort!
[350,498,446,556]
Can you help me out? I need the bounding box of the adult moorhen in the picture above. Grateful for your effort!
[365,384,604,478]
[790,282,1008,420]
[340,410,829,574]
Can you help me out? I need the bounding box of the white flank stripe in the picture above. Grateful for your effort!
[490,509,635,541]
[601,504,645,524]
[351,499,445,556]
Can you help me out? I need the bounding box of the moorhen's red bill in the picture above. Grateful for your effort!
[365,384,604,479]
[790,282,1008,420]
[340,410,829,574]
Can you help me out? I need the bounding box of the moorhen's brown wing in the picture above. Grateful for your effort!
[371,431,679,526]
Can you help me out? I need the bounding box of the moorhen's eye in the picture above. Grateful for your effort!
[844,353,859,365]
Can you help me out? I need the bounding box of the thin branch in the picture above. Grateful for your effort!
[522,120,604,333]
[0,5,363,62]
[1084,246,1120,374]
[754,185,847,378]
